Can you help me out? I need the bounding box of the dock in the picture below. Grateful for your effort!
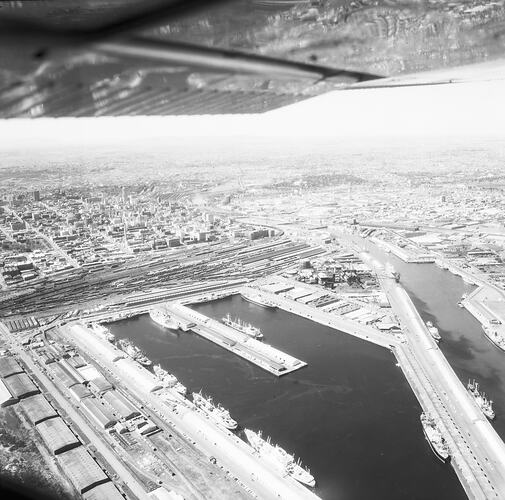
[163,303,307,376]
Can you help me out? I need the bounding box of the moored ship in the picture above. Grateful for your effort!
[244,429,315,487]
[426,321,441,342]
[467,379,495,420]
[192,392,237,430]
[118,338,152,367]
[149,308,180,330]
[241,291,276,309]
[222,313,263,339]
[420,412,450,462]
[483,326,505,352]
[90,322,115,343]
[153,364,186,395]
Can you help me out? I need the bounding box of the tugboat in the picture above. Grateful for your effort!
[192,392,237,430]
[426,321,441,342]
[222,314,263,339]
[117,339,152,367]
[420,413,450,462]
[153,364,186,395]
[467,379,495,420]
[244,429,315,487]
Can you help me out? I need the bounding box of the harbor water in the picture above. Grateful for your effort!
[109,294,465,500]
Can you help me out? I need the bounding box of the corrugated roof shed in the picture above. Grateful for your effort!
[21,394,58,424]
[0,378,17,407]
[88,375,113,394]
[81,398,116,429]
[114,358,163,393]
[36,417,81,455]
[59,360,86,384]
[57,447,109,494]
[50,362,80,388]
[68,383,92,401]
[4,372,39,399]
[82,481,124,500]
[0,356,24,378]
[70,325,124,363]
[102,390,139,420]
[66,355,87,369]
[77,364,102,382]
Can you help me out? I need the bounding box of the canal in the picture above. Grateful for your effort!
[109,294,465,500]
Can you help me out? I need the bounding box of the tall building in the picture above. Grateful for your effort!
[33,190,40,201]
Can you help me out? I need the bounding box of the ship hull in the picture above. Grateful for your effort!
[241,294,276,309]
[422,427,449,463]
[484,330,505,353]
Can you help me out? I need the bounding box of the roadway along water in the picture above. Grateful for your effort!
[109,295,465,500]
[387,256,505,443]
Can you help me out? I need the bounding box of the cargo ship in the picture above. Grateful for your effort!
[483,326,505,352]
[467,379,495,420]
[192,392,237,430]
[426,321,441,342]
[153,364,186,395]
[244,429,315,488]
[420,413,450,462]
[222,314,263,339]
[149,308,179,330]
[241,291,276,309]
[118,339,152,367]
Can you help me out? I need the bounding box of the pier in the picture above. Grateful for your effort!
[163,303,307,376]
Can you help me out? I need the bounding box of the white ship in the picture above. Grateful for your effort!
[426,321,441,342]
[149,309,180,330]
[222,313,263,339]
[241,291,276,309]
[244,429,315,488]
[458,293,467,308]
[153,364,186,395]
[420,413,450,462]
[192,392,237,430]
[483,326,505,352]
[467,379,495,420]
[117,339,152,367]
[90,322,115,343]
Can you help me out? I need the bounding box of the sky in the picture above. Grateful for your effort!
[1,77,505,152]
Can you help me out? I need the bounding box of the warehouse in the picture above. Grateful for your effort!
[57,447,109,494]
[82,481,124,500]
[81,397,116,429]
[4,372,39,399]
[88,375,113,394]
[260,282,294,294]
[115,358,163,393]
[59,360,86,384]
[77,364,102,382]
[36,417,81,455]
[0,378,17,407]
[101,390,139,420]
[70,325,124,362]
[68,383,92,401]
[0,356,24,378]
[50,362,81,388]
[66,355,87,369]
[21,394,58,424]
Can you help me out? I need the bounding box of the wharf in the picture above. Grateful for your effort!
[242,284,399,349]
[163,303,307,376]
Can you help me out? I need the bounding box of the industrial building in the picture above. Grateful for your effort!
[36,417,81,455]
[21,394,58,425]
[0,378,17,407]
[57,447,110,494]
[88,375,114,394]
[3,372,39,399]
[114,357,163,393]
[81,397,117,429]
[68,383,93,401]
[50,362,81,388]
[70,325,124,362]
[82,481,125,500]
[101,390,140,420]
[0,356,24,378]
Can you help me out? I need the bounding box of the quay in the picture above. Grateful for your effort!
[163,303,307,376]
[59,323,319,500]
